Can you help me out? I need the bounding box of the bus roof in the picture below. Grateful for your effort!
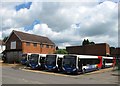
[64,54,99,59]
[102,56,114,59]
[22,53,33,55]
[46,54,64,58]
[39,54,47,57]
[77,55,98,59]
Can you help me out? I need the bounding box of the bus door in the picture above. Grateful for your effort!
[26,55,31,66]
[78,58,82,72]
[40,56,46,69]
[57,57,63,71]
[103,60,105,68]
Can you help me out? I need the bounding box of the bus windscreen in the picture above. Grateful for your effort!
[22,54,27,60]
[30,54,39,63]
[63,56,76,68]
[46,55,56,66]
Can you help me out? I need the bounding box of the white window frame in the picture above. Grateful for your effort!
[11,41,16,49]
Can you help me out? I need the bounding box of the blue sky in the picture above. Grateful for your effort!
[15,2,41,31]
[1,1,118,48]
[15,2,32,11]
[24,19,41,31]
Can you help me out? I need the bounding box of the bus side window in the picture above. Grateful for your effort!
[81,59,86,66]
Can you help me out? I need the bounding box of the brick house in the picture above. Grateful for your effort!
[4,30,56,63]
[66,43,110,56]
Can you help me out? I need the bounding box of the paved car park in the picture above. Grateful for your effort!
[1,61,119,84]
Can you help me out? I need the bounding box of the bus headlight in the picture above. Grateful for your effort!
[45,65,47,68]
[62,67,65,70]
[36,65,38,67]
[73,68,77,71]
[38,63,41,66]
[29,64,31,67]
[53,66,56,69]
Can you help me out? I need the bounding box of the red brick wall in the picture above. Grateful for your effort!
[66,43,110,56]
[84,43,110,56]
[22,42,55,54]
[41,45,56,54]
[66,46,85,54]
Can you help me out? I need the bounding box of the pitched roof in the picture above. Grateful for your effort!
[11,30,55,45]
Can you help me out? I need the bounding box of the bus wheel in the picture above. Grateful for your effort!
[82,68,86,74]
[76,71,81,75]
[96,67,100,70]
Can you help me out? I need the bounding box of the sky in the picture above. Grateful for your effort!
[0,0,119,48]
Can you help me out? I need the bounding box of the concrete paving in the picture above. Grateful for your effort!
[2,63,119,84]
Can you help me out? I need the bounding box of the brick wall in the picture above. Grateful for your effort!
[22,42,55,54]
[41,44,56,54]
[66,46,85,54]
[66,43,110,56]
[84,43,110,56]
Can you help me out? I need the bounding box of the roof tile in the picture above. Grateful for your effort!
[13,30,55,45]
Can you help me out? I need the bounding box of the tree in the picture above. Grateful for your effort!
[82,39,89,46]
[54,49,68,54]
[86,39,89,44]
[82,39,87,46]
[90,41,95,45]
[3,36,8,42]
[82,39,95,46]
[56,46,59,50]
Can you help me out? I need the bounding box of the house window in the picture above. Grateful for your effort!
[40,44,43,48]
[52,45,55,48]
[33,43,37,47]
[51,45,54,48]
[11,41,16,49]
[26,42,30,46]
[46,45,49,48]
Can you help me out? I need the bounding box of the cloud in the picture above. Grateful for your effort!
[2,27,25,38]
[26,23,86,48]
[1,1,118,48]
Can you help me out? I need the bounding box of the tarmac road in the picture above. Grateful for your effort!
[2,64,119,84]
